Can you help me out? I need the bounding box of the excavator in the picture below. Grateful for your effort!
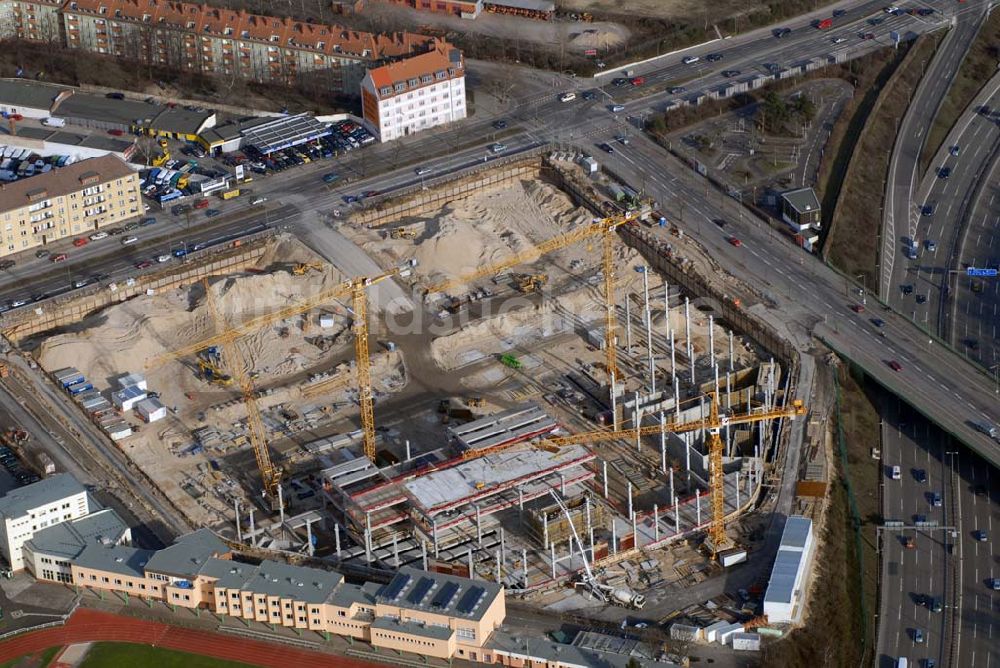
[197,347,232,386]
[151,138,171,168]
[292,263,323,276]
[389,227,416,240]
[514,273,547,293]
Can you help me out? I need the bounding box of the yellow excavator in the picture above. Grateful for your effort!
[514,273,548,293]
[292,263,323,276]
[389,227,416,240]
[151,138,170,168]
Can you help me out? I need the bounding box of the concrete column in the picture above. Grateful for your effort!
[632,512,638,548]
[421,540,428,571]
[334,522,341,558]
[726,372,732,410]
[708,315,715,370]
[736,471,741,509]
[627,482,633,519]
[714,364,720,400]
[669,467,675,504]
[278,485,285,526]
[603,460,609,499]
[674,496,680,534]
[611,520,618,555]
[405,439,412,462]
[653,504,659,542]
[560,472,566,496]
[468,548,475,580]
[496,551,501,583]
[543,515,549,549]
[365,512,373,562]
[522,548,528,588]
[659,411,667,474]
[392,533,400,568]
[249,509,256,549]
[234,499,242,544]
[500,527,506,566]
[518,487,524,510]
[306,520,314,557]
[432,517,439,558]
[729,330,735,372]
[642,267,655,395]
[684,296,691,351]
[476,505,482,545]
[696,492,702,527]
[625,294,632,351]
[669,329,676,379]
[585,497,593,560]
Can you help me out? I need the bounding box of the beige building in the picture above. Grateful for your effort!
[0,154,140,256]
[63,529,506,662]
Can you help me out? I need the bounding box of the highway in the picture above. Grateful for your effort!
[882,0,988,303]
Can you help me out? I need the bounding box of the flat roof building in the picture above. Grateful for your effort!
[22,507,130,583]
[779,187,822,232]
[763,515,815,623]
[0,473,89,570]
[0,154,141,257]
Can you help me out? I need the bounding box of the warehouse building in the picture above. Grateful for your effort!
[0,154,141,257]
[763,515,814,623]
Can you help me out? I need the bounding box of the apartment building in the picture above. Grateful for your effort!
[360,41,466,142]
[63,528,506,661]
[0,0,437,96]
[0,154,140,257]
[0,474,89,571]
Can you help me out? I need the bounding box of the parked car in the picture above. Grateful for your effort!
[50,253,67,262]
[139,217,157,227]
[0,260,14,270]
[728,237,742,247]
[89,231,109,241]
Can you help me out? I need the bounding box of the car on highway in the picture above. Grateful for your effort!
[35,249,50,259]
[772,27,791,38]
[912,628,924,644]
[72,279,88,289]
[883,5,898,14]
[915,294,926,304]
[342,195,357,204]
[135,260,153,269]
[901,284,914,295]
[415,166,433,176]
[929,598,942,613]
[629,76,645,86]
[990,578,1000,590]
[490,143,507,153]
[0,260,14,270]
[612,78,629,87]
[832,37,847,44]
[871,318,885,327]
[850,304,865,313]
[50,253,67,263]
[914,514,927,524]
[8,299,26,308]
[322,172,340,184]
[930,492,942,507]
[728,236,742,247]
[610,104,626,112]
[949,145,961,156]
[860,32,876,40]
[615,134,629,145]
[974,530,988,542]
[921,204,934,216]
[89,231,109,241]
[682,56,700,65]
[156,254,171,263]
[250,196,267,205]
[492,120,507,130]
[72,237,88,247]
[705,53,723,62]
[721,70,741,77]
[559,92,576,102]
[205,209,220,217]
[924,239,936,252]
[869,17,884,26]
[888,360,903,372]
[938,166,951,179]
[914,468,926,483]
[903,536,916,549]
[121,236,138,246]
[713,218,727,228]
[31,293,49,302]
[171,204,191,215]
[172,248,188,258]
[833,9,846,16]
[600,143,614,154]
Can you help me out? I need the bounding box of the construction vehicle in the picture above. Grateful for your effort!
[514,273,547,293]
[549,489,645,609]
[500,354,522,370]
[467,397,485,407]
[151,139,170,168]
[0,362,9,378]
[389,227,416,240]
[197,359,233,386]
[292,263,323,276]
[150,260,418,478]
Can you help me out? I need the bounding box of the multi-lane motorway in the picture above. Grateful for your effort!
[876,395,998,668]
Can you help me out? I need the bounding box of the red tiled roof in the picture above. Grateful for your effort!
[368,41,462,98]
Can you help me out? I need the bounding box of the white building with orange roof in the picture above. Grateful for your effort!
[360,41,466,142]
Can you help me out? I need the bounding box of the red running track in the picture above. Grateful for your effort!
[0,609,389,667]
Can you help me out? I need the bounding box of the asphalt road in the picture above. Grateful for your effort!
[882,1,988,303]
[875,394,998,668]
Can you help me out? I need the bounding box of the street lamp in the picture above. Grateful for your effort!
[856,273,867,305]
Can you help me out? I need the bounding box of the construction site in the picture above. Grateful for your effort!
[4,151,805,615]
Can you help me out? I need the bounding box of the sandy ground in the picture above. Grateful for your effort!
[33,235,412,526]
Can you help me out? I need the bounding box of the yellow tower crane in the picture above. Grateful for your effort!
[147,261,416,480]
[543,393,807,555]
[201,277,281,503]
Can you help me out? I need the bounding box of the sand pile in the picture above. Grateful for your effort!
[362,179,594,290]
[37,261,349,398]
